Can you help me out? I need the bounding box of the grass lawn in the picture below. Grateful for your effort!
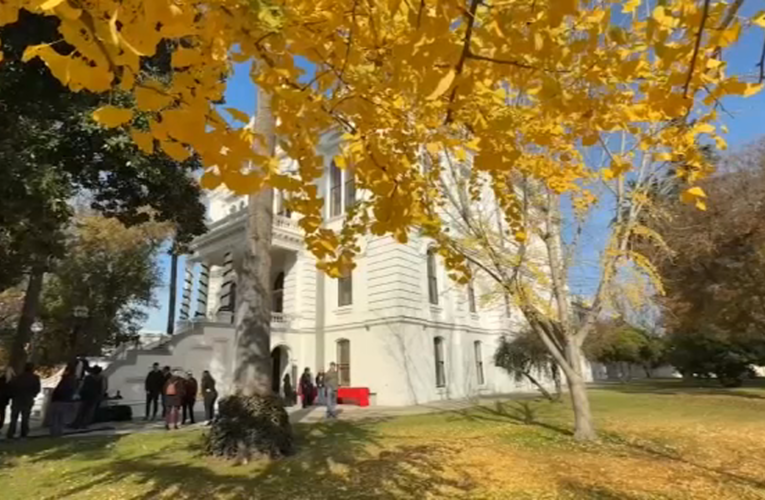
[2,380,765,499]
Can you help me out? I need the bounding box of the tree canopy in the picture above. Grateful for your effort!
[0,1,761,275]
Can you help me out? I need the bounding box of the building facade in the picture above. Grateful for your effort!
[105,135,574,412]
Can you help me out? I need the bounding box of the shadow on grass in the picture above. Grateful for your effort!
[595,378,765,400]
[446,400,573,437]
[0,433,123,468]
[558,480,649,499]
[5,419,477,500]
[600,431,765,492]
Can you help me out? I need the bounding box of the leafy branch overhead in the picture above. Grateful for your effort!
[1,0,762,277]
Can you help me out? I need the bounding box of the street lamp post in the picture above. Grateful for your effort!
[70,306,89,357]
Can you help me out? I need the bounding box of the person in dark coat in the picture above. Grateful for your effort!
[49,365,78,436]
[201,370,217,424]
[144,363,164,420]
[181,371,198,425]
[163,370,186,430]
[6,362,41,439]
[71,366,101,429]
[315,371,326,406]
[282,373,294,406]
[299,368,315,408]
[0,366,15,432]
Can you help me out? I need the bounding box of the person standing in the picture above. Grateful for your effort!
[299,368,314,408]
[324,362,339,419]
[49,365,77,437]
[282,373,294,406]
[160,365,171,417]
[181,371,198,425]
[163,370,185,430]
[143,363,164,421]
[315,371,326,406]
[201,370,217,424]
[72,367,100,429]
[6,363,41,439]
[0,366,15,433]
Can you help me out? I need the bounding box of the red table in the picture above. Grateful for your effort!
[337,387,370,407]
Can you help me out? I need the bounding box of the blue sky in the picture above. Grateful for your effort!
[141,12,765,332]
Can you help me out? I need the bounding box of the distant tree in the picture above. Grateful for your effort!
[584,320,667,380]
[0,13,206,371]
[494,331,562,401]
[641,139,765,387]
[31,215,172,366]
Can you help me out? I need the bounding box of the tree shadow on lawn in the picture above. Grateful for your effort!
[0,433,123,468]
[39,419,478,500]
[446,400,573,436]
[599,431,765,493]
[595,379,765,400]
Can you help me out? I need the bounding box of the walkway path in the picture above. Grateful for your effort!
[2,394,535,441]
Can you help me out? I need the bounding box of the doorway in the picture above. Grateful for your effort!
[270,345,290,394]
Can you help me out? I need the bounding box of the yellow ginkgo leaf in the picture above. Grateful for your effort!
[39,0,66,10]
[680,186,707,208]
[226,107,251,123]
[622,0,640,14]
[743,83,763,98]
[130,129,154,154]
[92,105,133,128]
[334,155,347,169]
[161,140,191,162]
[135,86,173,111]
[426,69,456,101]
[752,11,765,29]
[200,171,222,190]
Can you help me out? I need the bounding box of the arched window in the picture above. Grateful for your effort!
[338,268,352,307]
[272,272,285,313]
[330,162,342,217]
[474,340,485,386]
[467,280,477,313]
[434,336,446,387]
[427,248,439,305]
[337,339,351,386]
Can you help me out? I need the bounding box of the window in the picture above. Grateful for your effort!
[338,269,352,307]
[276,190,291,217]
[427,248,438,305]
[330,161,342,217]
[344,169,356,209]
[468,280,477,313]
[272,272,285,313]
[434,337,446,387]
[337,339,351,386]
[474,341,485,386]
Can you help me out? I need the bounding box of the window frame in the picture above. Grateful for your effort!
[474,340,485,386]
[338,269,353,307]
[434,336,446,388]
[427,248,439,305]
[337,339,351,386]
[330,162,342,217]
[272,272,285,313]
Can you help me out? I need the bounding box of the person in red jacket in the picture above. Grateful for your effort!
[163,370,186,430]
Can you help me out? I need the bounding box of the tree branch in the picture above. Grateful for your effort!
[683,0,711,99]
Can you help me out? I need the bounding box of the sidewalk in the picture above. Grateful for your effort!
[2,393,536,441]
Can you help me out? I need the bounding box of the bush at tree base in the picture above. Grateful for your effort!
[205,393,293,459]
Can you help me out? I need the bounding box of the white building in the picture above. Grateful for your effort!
[105,134,572,414]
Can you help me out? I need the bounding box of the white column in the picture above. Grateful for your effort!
[218,251,234,312]
[195,262,210,318]
[179,260,194,320]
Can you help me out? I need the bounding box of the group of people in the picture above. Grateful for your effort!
[0,357,108,439]
[0,363,41,439]
[144,363,218,430]
[287,361,340,418]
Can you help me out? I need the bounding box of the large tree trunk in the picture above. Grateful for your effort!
[565,339,596,441]
[166,250,178,335]
[233,81,276,397]
[234,185,274,396]
[10,266,45,372]
[207,80,293,461]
